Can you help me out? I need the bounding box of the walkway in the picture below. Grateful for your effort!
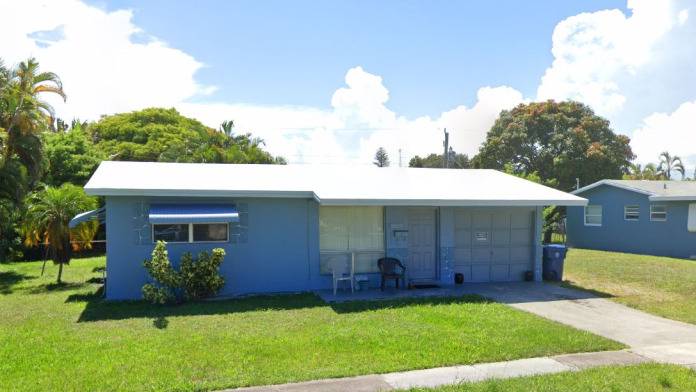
[228,350,651,391]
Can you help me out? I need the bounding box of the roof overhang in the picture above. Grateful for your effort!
[316,198,587,207]
[572,180,654,196]
[649,196,696,202]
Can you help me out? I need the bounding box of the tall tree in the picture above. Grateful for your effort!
[373,147,390,167]
[0,58,65,181]
[473,100,634,191]
[410,148,470,169]
[89,108,284,164]
[22,184,97,283]
[0,58,65,261]
[657,151,685,180]
[43,121,105,186]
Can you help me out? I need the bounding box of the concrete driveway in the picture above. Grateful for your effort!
[464,282,696,367]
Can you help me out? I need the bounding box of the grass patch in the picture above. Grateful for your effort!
[564,248,696,324]
[408,363,696,391]
[0,256,621,391]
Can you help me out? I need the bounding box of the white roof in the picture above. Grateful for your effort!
[572,179,696,201]
[84,161,587,207]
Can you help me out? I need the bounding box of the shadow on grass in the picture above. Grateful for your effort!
[0,271,35,294]
[74,292,328,323]
[329,295,489,314]
[26,281,89,294]
[559,280,615,299]
[72,290,489,324]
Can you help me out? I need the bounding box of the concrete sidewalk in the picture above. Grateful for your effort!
[228,350,651,391]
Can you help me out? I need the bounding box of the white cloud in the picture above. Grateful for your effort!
[537,0,689,116]
[180,68,524,165]
[631,100,696,174]
[0,0,212,120]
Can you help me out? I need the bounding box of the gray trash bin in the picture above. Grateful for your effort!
[542,244,567,281]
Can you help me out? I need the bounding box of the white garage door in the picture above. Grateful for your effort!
[453,208,534,282]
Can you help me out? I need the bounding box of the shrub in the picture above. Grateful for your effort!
[142,241,226,304]
[180,249,226,300]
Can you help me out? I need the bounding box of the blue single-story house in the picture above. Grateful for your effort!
[567,179,696,259]
[81,161,585,300]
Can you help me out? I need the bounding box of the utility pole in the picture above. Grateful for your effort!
[442,128,450,168]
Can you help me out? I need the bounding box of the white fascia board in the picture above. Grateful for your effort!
[572,180,654,196]
[317,198,588,207]
[85,188,315,199]
[649,195,696,202]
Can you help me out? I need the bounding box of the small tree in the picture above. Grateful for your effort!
[22,184,97,283]
[373,147,390,167]
[142,241,180,304]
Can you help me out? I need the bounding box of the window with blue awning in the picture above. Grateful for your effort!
[148,204,239,224]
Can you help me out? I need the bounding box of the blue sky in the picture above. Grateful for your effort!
[93,0,625,118]
[3,1,696,168]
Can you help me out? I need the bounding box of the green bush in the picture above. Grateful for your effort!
[180,248,226,300]
[142,241,226,304]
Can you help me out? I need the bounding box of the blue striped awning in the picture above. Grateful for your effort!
[148,204,239,224]
[69,207,106,228]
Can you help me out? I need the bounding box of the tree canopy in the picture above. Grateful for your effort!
[409,148,470,169]
[473,100,634,191]
[89,107,283,164]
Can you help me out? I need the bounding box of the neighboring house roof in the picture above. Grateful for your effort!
[572,179,696,201]
[84,161,587,207]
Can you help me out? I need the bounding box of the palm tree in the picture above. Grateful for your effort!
[658,151,685,180]
[219,120,234,138]
[0,57,66,183]
[22,184,97,283]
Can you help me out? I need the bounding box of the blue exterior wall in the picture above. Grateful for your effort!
[105,198,544,300]
[567,185,696,259]
[105,196,322,300]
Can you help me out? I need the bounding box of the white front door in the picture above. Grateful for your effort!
[408,208,437,281]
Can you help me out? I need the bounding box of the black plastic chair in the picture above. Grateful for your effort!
[377,257,406,291]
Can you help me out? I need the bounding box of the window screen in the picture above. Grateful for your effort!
[153,224,189,242]
[624,205,640,221]
[650,205,667,221]
[319,206,384,274]
[193,223,228,242]
[584,205,602,226]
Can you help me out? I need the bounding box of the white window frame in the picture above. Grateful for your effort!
[584,205,602,227]
[152,222,229,244]
[624,205,640,221]
[650,205,667,222]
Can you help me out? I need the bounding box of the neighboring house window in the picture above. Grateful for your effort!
[650,205,667,221]
[152,223,228,243]
[319,206,384,274]
[624,205,640,221]
[584,205,602,226]
[688,204,696,232]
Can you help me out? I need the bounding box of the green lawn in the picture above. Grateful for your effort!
[408,364,696,391]
[0,256,621,391]
[564,248,696,324]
